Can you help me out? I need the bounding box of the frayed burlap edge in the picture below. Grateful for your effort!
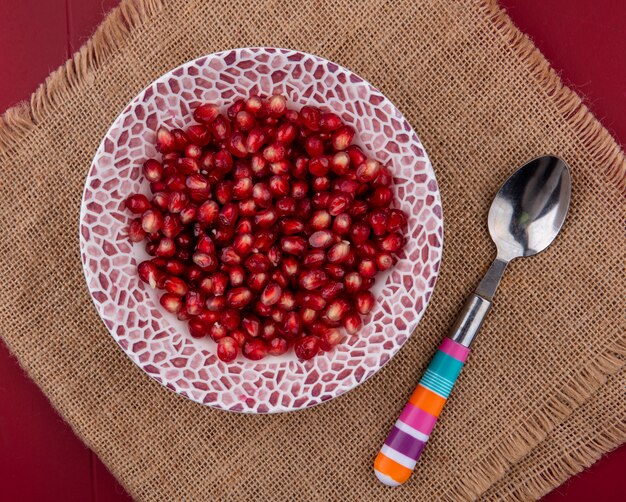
[0,0,624,500]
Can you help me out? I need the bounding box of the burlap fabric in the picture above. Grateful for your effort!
[0,0,624,500]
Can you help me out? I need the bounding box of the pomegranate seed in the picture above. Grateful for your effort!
[219,246,241,265]
[232,177,253,200]
[194,103,220,123]
[292,157,308,179]
[376,252,394,271]
[267,245,282,267]
[228,266,246,287]
[205,294,226,311]
[289,180,307,199]
[276,196,296,215]
[233,233,253,256]
[246,127,267,153]
[214,150,233,173]
[254,208,278,229]
[319,112,342,132]
[219,203,238,227]
[294,335,320,360]
[358,258,377,278]
[269,175,290,197]
[356,159,380,182]
[141,209,163,233]
[368,209,388,236]
[302,293,326,311]
[312,176,331,191]
[214,226,235,245]
[232,161,252,179]
[209,322,228,342]
[387,209,407,232]
[245,253,271,273]
[330,152,350,175]
[268,337,288,356]
[277,290,296,310]
[236,219,253,234]
[154,237,175,257]
[344,272,363,293]
[304,135,324,157]
[282,256,300,277]
[186,125,211,146]
[220,308,241,330]
[350,222,370,244]
[320,327,343,351]
[325,299,350,322]
[300,308,318,325]
[186,265,204,283]
[303,249,326,268]
[280,236,307,256]
[263,142,287,163]
[165,174,186,192]
[267,94,287,117]
[310,210,331,230]
[227,131,248,158]
[357,240,378,258]
[252,182,272,208]
[297,198,312,219]
[243,339,267,360]
[213,181,231,205]
[249,273,270,293]
[177,157,200,174]
[128,219,147,242]
[374,165,393,186]
[328,192,352,216]
[227,99,245,119]
[330,213,350,235]
[188,318,210,338]
[160,293,182,313]
[194,200,217,226]
[350,200,369,219]
[166,192,187,214]
[327,241,350,263]
[235,110,256,132]
[245,96,264,115]
[261,320,278,340]
[185,291,205,315]
[238,199,256,216]
[324,263,346,280]
[371,186,393,207]
[281,311,301,338]
[242,313,261,338]
[155,127,175,153]
[300,106,321,131]
[254,230,277,252]
[356,291,375,315]
[320,281,345,300]
[192,252,217,271]
[210,115,230,141]
[309,157,330,176]
[231,328,247,348]
[138,260,159,288]
[299,269,328,290]
[198,276,213,294]
[175,232,193,249]
[378,232,404,252]
[217,336,238,362]
[226,287,252,308]
[196,234,215,254]
[331,125,354,150]
[271,269,289,288]
[334,178,360,194]
[125,194,150,214]
[279,218,304,235]
[150,181,167,193]
[276,122,297,143]
[142,159,163,182]
[309,230,334,249]
[185,174,208,192]
[260,282,282,306]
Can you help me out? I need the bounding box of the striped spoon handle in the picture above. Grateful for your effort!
[374,294,492,486]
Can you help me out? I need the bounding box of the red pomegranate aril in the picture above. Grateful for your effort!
[342,311,362,335]
[312,176,331,192]
[277,290,296,311]
[324,263,346,280]
[374,165,393,186]
[184,173,207,192]
[358,258,377,278]
[254,300,272,317]
[371,186,393,207]
[185,291,204,315]
[228,266,246,287]
[304,135,324,157]
[193,252,217,271]
[271,269,289,289]
[267,94,287,117]
[279,218,304,235]
[150,181,167,194]
[319,112,342,132]
[214,150,233,173]
[267,245,282,267]
[243,339,267,360]
[155,127,175,153]
[195,200,218,226]
[254,208,278,229]
[227,99,245,119]
[270,160,292,176]
[387,208,408,232]
[138,261,159,288]
[245,96,263,115]
[344,144,366,166]
[254,230,277,252]
[246,128,267,153]
[303,249,326,269]
[233,233,253,256]
[241,313,261,338]
[252,182,271,208]
[151,192,169,211]
[328,192,352,216]
[330,152,350,175]
[368,209,389,236]
[218,203,238,227]
[300,106,321,131]
[168,191,188,214]
[238,199,257,216]
[263,142,287,163]
[325,299,350,322]
[306,156,329,177]
[276,196,296,216]
[261,320,278,340]
[268,337,288,356]
[210,115,231,141]
[125,194,150,214]
[236,219,253,234]
[309,230,334,249]
[308,210,330,230]
[197,309,219,326]
[231,328,247,348]
[344,272,363,293]
[331,125,355,151]
[160,293,182,313]
[178,156,200,174]
[142,159,163,182]
[206,293,227,311]
[220,246,241,266]
[292,157,308,179]
[320,327,343,351]
[300,308,318,325]
[260,282,282,306]
[334,178,360,195]
[356,240,378,258]
[196,234,215,254]
[217,336,238,362]
[294,335,320,360]
[332,213,351,235]
[378,232,404,252]
[193,103,220,124]
[220,308,241,330]
[145,242,157,256]
[297,198,312,219]
[187,125,211,146]
[299,269,328,290]
[227,287,252,308]
[356,158,380,182]
[214,226,235,245]
[141,209,163,233]
[320,281,345,300]
[281,256,300,277]
[235,110,256,132]
[281,311,301,338]
[376,252,394,271]
[327,241,350,263]
[281,236,307,256]
[356,291,375,315]
[276,122,297,143]
[269,175,290,197]
[227,131,248,158]
[245,253,271,273]
[209,322,228,342]
[302,293,326,311]
[166,174,186,192]
[349,200,369,219]
[175,232,193,250]
[155,237,176,257]
[187,317,209,338]
[198,276,213,294]
[214,180,232,204]
[128,219,146,242]
[232,177,253,200]
[186,265,204,283]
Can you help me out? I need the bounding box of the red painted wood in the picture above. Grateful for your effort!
[0,1,623,500]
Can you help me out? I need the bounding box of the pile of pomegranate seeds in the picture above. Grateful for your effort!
[125,94,408,362]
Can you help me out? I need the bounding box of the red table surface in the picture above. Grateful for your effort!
[0,1,624,500]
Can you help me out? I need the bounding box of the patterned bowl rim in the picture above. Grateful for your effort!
[79,47,444,413]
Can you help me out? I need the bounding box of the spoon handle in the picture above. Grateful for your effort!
[374,294,491,486]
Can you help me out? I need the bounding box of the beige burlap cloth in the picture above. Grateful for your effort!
[0,0,624,500]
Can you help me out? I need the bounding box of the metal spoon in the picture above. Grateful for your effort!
[374,155,571,487]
